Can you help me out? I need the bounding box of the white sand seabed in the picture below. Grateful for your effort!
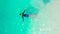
[29,0,60,34]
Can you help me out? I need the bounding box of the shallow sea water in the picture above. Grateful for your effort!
[1,0,60,34]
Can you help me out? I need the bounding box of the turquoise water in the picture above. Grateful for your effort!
[0,0,50,34]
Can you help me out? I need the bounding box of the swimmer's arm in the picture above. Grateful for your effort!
[22,16,24,22]
[22,10,25,14]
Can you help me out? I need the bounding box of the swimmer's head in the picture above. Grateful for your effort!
[19,13,22,16]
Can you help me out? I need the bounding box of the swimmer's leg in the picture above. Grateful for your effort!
[29,14,37,18]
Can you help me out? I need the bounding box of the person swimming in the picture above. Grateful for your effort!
[19,9,30,22]
[19,9,36,22]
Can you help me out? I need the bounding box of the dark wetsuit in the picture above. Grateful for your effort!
[23,14,29,17]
